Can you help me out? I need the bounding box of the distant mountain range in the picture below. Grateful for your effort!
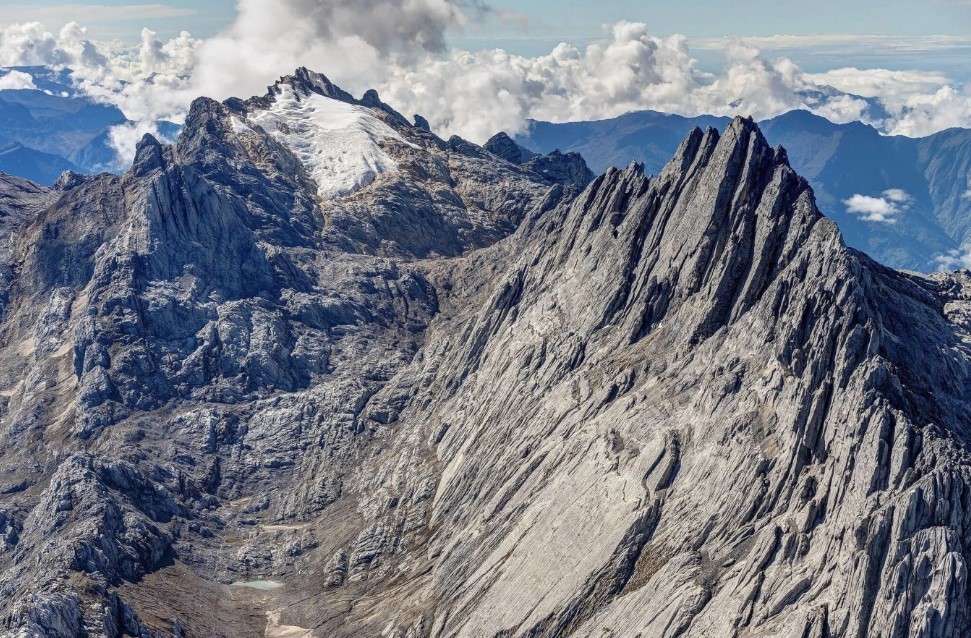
[516,110,971,272]
[2,64,970,272]
[0,66,179,185]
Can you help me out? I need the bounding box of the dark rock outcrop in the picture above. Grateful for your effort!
[484,131,538,164]
[524,149,596,188]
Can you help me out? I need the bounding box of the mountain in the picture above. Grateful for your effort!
[515,109,971,272]
[0,66,181,182]
[483,132,593,186]
[517,110,732,175]
[0,69,970,638]
[0,138,81,185]
[484,131,539,163]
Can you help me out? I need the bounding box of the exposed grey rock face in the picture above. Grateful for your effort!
[0,174,52,324]
[0,70,969,638]
[523,149,596,188]
[394,122,971,637]
[484,132,538,164]
[484,132,593,189]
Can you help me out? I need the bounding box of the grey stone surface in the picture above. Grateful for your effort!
[483,132,538,165]
[0,71,968,638]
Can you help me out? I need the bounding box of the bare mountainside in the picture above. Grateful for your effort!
[0,69,970,638]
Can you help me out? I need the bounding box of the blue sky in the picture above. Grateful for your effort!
[483,0,971,38]
[4,0,969,38]
[1,0,969,78]
[0,1,236,39]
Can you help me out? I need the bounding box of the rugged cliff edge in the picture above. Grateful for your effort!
[0,70,969,638]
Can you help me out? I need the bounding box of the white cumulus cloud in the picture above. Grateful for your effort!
[187,0,465,102]
[843,189,913,223]
[882,188,912,203]
[0,69,37,90]
[376,25,711,141]
[0,21,197,168]
[935,243,971,271]
[806,68,953,100]
[374,25,890,142]
[886,85,971,137]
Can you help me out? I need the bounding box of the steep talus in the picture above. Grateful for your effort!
[0,71,969,638]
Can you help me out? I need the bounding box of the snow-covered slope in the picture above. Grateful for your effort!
[245,84,410,199]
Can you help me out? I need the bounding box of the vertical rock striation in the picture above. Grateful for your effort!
[384,118,971,637]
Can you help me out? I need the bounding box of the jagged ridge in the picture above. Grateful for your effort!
[401,117,971,637]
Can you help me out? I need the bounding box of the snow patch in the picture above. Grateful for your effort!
[230,116,255,135]
[247,85,409,200]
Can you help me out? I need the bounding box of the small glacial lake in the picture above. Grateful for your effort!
[231,579,284,590]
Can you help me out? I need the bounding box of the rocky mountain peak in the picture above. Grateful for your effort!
[521,113,829,357]
[131,133,165,177]
[359,88,412,127]
[484,131,538,164]
[523,149,596,188]
[278,66,356,104]
[483,131,594,187]
[407,118,971,636]
[413,113,432,131]
[241,68,411,130]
